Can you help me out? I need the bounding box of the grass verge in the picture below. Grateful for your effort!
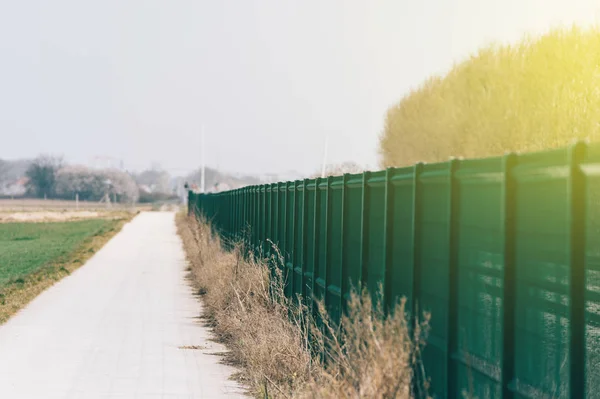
[0,215,133,324]
[177,212,430,398]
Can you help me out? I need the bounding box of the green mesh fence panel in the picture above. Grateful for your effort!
[327,177,344,323]
[293,185,304,280]
[304,181,317,306]
[315,180,328,303]
[512,148,570,399]
[366,171,386,299]
[342,174,364,303]
[388,167,416,312]
[582,143,600,398]
[454,157,505,399]
[260,185,266,255]
[293,182,304,300]
[419,161,452,398]
[284,184,293,264]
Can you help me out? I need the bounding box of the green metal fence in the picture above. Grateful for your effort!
[188,142,600,399]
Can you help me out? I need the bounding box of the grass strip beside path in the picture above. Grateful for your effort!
[0,215,133,324]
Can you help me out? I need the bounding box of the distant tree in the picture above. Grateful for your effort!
[25,155,63,198]
[134,169,171,193]
[104,169,139,203]
[313,161,364,178]
[0,159,7,184]
[55,166,139,203]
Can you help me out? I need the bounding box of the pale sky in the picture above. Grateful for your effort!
[1,1,599,177]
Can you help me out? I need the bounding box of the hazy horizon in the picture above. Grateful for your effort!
[1,0,600,178]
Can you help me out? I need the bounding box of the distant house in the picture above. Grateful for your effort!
[0,177,28,196]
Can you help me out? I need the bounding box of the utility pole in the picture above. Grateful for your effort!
[321,134,329,178]
[201,124,206,194]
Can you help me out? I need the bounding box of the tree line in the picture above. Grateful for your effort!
[24,155,140,203]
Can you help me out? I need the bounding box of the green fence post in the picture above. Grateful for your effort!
[410,163,424,398]
[281,182,287,276]
[253,186,258,253]
[251,189,255,251]
[256,186,260,252]
[290,180,298,294]
[261,185,265,254]
[323,175,332,313]
[254,184,262,257]
[283,182,288,266]
[274,183,279,263]
[274,183,278,257]
[569,142,587,399]
[265,185,270,256]
[383,168,393,312]
[301,179,308,304]
[501,153,517,399]
[237,188,240,235]
[339,173,349,316]
[243,188,246,239]
[229,191,233,241]
[240,189,243,244]
[273,183,278,256]
[360,171,370,290]
[231,191,235,242]
[250,186,254,248]
[312,177,321,317]
[231,191,235,240]
[283,181,297,299]
[228,191,232,241]
[446,159,460,398]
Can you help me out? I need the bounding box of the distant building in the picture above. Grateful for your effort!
[0,177,28,196]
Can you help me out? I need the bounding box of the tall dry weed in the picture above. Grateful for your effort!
[177,212,429,398]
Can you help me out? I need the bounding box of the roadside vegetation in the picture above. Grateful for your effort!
[177,212,430,398]
[380,25,600,167]
[0,216,131,323]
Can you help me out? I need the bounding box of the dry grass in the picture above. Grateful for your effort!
[302,295,430,399]
[380,25,600,167]
[177,212,429,398]
[0,198,152,212]
[0,215,132,324]
[0,210,135,223]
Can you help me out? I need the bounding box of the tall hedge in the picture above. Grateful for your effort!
[379,26,600,167]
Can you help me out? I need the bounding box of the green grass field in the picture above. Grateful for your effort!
[0,219,119,287]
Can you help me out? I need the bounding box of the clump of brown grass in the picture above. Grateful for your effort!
[177,213,314,396]
[177,212,429,398]
[300,292,430,399]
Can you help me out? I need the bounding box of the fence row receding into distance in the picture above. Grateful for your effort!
[188,142,600,399]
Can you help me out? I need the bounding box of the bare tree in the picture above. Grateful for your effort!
[55,166,139,203]
[135,169,172,194]
[25,155,64,198]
